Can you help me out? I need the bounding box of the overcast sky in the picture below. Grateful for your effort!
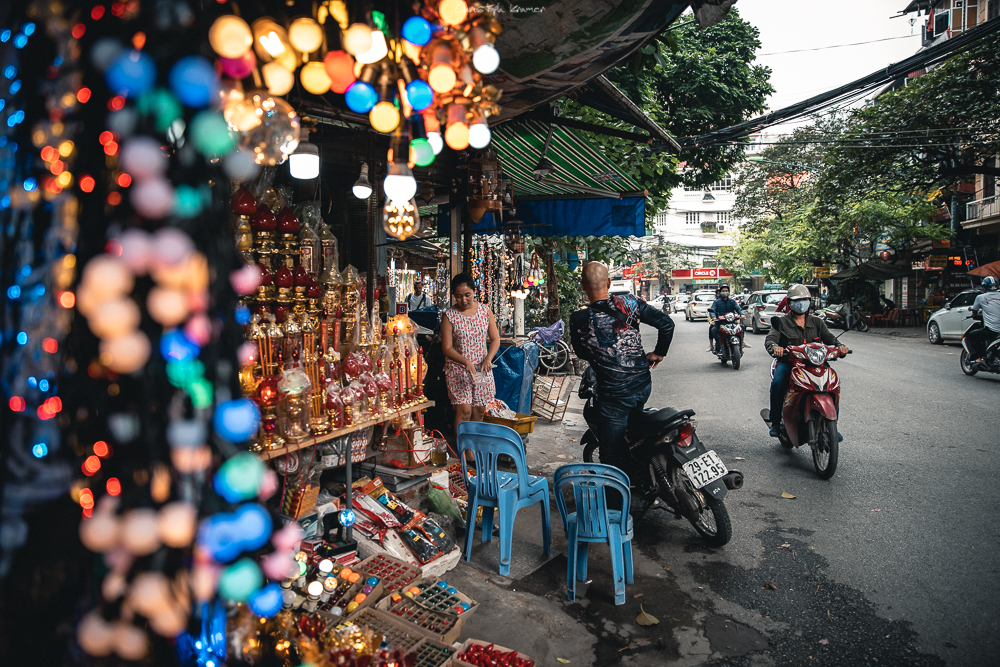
[735,0,924,134]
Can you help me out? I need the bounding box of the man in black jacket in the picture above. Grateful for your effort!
[570,262,675,475]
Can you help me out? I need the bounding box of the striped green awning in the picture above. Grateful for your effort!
[492,119,645,199]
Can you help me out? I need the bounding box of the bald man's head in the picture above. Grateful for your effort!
[581,261,611,302]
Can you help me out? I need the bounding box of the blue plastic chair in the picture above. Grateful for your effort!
[457,422,551,576]
[553,464,634,605]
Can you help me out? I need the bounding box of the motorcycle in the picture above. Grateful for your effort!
[578,368,743,547]
[960,315,1000,376]
[820,302,869,332]
[711,312,744,370]
[760,341,850,479]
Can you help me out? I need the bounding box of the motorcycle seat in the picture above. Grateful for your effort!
[627,407,695,436]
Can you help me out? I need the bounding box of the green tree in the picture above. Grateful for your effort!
[555,9,773,223]
[818,31,1000,197]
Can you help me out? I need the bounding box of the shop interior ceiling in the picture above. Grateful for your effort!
[258,0,695,208]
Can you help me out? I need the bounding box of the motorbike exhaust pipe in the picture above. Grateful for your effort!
[723,470,744,490]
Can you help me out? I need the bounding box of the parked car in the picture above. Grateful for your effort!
[647,296,667,310]
[745,289,788,334]
[927,289,982,344]
[685,291,716,321]
[673,294,690,313]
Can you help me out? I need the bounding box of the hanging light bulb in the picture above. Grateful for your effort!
[423,111,444,155]
[209,15,253,59]
[300,61,332,95]
[469,27,501,74]
[444,104,469,150]
[289,130,319,179]
[262,61,294,96]
[252,19,291,61]
[468,108,491,149]
[383,198,421,241]
[428,43,457,93]
[342,24,373,56]
[405,80,434,112]
[324,51,356,94]
[401,16,433,46]
[356,30,388,65]
[288,18,324,54]
[369,102,400,133]
[383,161,417,203]
[353,163,373,199]
[410,138,435,167]
[438,0,469,26]
[351,162,372,199]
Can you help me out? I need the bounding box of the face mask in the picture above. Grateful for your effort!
[790,299,810,314]
[720,291,729,299]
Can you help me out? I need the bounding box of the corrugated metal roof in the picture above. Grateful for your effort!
[491,119,644,199]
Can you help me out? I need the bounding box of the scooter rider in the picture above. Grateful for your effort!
[765,284,849,438]
[969,276,1000,368]
[569,261,675,475]
[709,286,743,354]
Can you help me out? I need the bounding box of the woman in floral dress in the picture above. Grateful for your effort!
[441,273,500,440]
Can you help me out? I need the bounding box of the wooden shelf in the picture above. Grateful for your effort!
[257,400,435,461]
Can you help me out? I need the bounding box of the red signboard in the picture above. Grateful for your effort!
[673,268,732,279]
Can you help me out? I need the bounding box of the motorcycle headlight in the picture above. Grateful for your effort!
[725,312,735,322]
[806,346,826,366]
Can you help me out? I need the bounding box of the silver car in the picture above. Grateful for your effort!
[927,289,981,344]
[685,292,716,321]
[673,295,690,313]
[746,289,787,334]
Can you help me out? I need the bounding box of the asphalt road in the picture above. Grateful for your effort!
[634,314,1000,666]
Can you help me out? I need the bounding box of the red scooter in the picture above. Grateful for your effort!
[760,342,850,479]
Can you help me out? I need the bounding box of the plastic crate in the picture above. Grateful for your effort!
[483,412,537,435]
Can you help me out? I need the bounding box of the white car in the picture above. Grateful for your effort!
[746,289,788,334]
[647,296,667,310]
[685,292,716,321]
[927,289,981,344]
[672,295,690,313]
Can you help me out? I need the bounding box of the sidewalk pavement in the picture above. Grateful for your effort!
[855,325,927,340]
[445,376,766,666]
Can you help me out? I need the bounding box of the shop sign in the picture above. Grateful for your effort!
[928,255,947,268]
[671,269,693,278]
[693,278,719,284]
[693,268,717,278]
[814,267,831,278]
[932,239,951,249]
[764,283,783,290]
[912,261,926,270]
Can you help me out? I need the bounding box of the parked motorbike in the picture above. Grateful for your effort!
[820,302,869,332]
[578,368,743,547]
[760,341,850,479]
[960,316,1000,376]
[711,312,744,370]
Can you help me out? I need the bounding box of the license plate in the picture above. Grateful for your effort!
[682,450,728,488]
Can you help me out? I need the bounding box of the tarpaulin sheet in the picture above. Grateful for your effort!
[493,341,539,415]
[436,196,646,238]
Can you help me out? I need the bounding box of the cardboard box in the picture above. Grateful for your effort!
[356,553,422,594]
[452,639,535,667]
[410,637,456,667]
[343,607,426,653]
[375,577,477,628]
[374,592,466,645]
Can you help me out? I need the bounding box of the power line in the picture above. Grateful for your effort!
[653,18,1000,153]
[758,34,919,56]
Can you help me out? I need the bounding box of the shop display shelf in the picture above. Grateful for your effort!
[258,400,434,461]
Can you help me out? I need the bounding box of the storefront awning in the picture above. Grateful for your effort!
[491,119,646,199]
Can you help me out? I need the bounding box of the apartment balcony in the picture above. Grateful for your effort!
[964,195,1000,231]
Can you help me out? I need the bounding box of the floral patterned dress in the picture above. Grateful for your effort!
[444,304,496,406]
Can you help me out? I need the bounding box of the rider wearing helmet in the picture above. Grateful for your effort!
[708,286,743,354]
[969,276,1000,368]
[764,284,849,438]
